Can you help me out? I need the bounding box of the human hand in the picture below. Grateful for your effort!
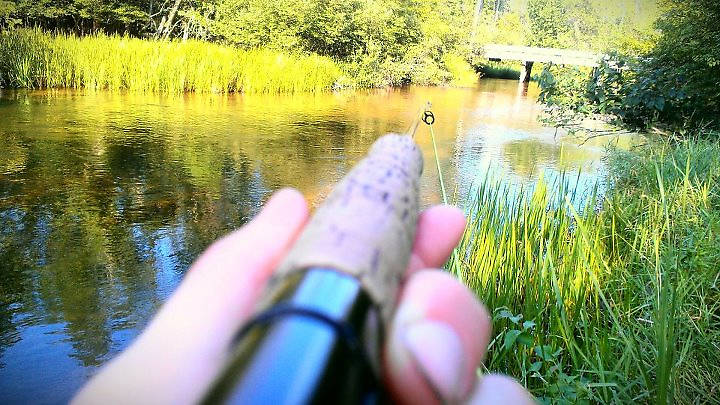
[73,189,533,404]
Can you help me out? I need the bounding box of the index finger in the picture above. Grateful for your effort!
[404,204,466,277]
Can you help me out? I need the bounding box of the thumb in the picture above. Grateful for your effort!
[384,270,534,404]
[384,270,490,404]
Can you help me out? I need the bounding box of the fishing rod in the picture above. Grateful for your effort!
[201,103,436,405]
[406,101,433,137]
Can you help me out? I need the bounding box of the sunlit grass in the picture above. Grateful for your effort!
[480,61,521,80]
[0,29,342,93]
[450,141,720,403]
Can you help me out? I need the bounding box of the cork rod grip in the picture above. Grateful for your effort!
[270,134,423,322]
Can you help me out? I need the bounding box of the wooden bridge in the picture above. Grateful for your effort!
[484,44,603,82]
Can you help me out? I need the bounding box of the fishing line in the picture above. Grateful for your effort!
[422,106,463,279]
[423,108,448,205]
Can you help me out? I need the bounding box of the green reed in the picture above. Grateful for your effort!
[0,29,342,93]
[480,61,523,80]
[450,140,720,403]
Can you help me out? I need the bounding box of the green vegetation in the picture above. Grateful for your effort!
[0,29,341,93]
[539,0,720,130]
[0,0,481,89]
[450,139,720,403]
[0,0,661,91]
[480,61,521,80]
[452,0,720,402]
[212,0,473,86]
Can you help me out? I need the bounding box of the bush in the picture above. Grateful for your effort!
[538,0,720,131]
[212,0,478,88]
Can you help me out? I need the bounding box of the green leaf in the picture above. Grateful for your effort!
[495,308,523,324]
[534,345,555,361]
[503,329,522,351]
[517,332,534,347]
[655,96,665,111]
[496,308,512,318]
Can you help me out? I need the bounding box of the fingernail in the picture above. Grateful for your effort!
[403,320,465,402]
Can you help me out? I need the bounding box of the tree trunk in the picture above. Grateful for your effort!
[157,0,183,38]
[520,61,534,83]
[471,0,484,41]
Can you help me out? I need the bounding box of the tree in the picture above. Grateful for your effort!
[211,0,427,61]
[155,0,183,38]
[0,0,18,29]
[649,0,720,125]
[1,0,217,37]
[526,0,570,48]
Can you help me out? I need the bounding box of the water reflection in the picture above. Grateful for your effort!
[0,81,634,403]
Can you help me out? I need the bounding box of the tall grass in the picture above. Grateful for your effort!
[480,61,522,80]
[451,141,720,403]
[0,29,342,93]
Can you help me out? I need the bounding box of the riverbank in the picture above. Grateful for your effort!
[452,138,720,403]
[0,29,479,93]
[0,29,342,93]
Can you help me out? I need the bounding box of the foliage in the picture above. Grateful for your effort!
[0,1,17,29]
[0,29,342,93]
[1,0,485,88]
[443,53,479,87]
[540,58,718,132]
[212,0,477,87]
[4,0,151,33]
[472,0,658,82]
[1,0,665,89]
[649,0,720,126]
[212,0,367,60]
[538,0,720,131]
[654,0,720,72]
[521,0,659,53]
[527,0,570,48]
[538,65,592,113]
[450,139,720,402]
[0,0,217,38]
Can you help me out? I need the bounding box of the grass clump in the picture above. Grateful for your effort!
[451,140,720,403]
[0,29,342,93]
[479,61,521,80]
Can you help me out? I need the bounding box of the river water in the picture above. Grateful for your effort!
[0,80,632,403]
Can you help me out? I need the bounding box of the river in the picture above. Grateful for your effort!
[0,79,633,404]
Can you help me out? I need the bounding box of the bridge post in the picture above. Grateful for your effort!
[520,61,534,83]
